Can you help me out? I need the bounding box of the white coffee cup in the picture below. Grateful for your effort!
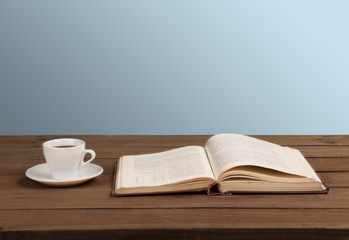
[43,138,96,180]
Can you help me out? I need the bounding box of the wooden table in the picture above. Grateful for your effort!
[1,135,349,240]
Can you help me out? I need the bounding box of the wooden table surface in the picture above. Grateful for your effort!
[1,135,349,240]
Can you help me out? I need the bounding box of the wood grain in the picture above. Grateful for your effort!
[0,135,349,240]
[2,209,349,230]
[0,186,348,210]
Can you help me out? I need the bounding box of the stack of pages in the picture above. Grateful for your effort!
[113,134,328,196]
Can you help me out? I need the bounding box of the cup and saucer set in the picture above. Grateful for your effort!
[25,138,103,187]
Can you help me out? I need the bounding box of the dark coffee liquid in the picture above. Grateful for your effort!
[54,145,76,148]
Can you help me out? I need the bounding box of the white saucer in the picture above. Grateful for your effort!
[25,163,104,187]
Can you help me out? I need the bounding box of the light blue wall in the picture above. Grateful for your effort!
[1,0,349,135]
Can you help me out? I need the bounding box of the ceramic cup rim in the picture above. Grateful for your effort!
[43,138,85,150]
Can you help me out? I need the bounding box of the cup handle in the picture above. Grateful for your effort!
[81,149,96,166]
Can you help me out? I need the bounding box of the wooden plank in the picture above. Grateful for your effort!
[297,146,349,158]
[307,158,349,171]
[320,172,349,187]
[2,135,349,149]
[0,187,348,210]
[0,176,347,210]
[1,209,349,231]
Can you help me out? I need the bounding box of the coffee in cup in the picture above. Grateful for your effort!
[43,138,96,180]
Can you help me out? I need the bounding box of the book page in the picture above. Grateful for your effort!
[119,146,215,188]
[205,134,308,178]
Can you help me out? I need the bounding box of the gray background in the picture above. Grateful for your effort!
[1,0,348,135]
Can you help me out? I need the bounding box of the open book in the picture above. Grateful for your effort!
[112,134,328,196]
